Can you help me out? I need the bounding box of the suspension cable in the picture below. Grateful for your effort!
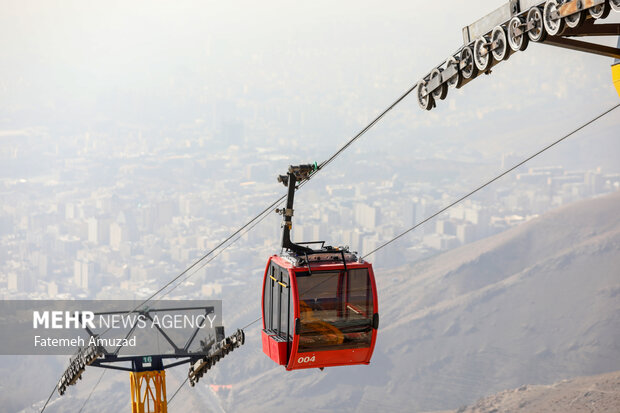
[88,79,420,335]
[154,198,277,303]
[77,370,107,413]
[168,376,189,405]
[237,102,620,366]
[44,93,618,413]
[39,384,57,413]
[42,79,420,413]
[316,84,418,173]
[363,102,620,259]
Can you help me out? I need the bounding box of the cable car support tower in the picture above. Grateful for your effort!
[56,305,244,413]
[416,0,620,110]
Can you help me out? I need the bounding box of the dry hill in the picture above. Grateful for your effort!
[452,370,620,413]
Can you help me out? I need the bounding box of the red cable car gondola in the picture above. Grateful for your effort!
[261,165,379,370]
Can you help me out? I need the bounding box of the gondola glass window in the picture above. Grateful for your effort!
[263,263,292,340]
[297,268,374,352]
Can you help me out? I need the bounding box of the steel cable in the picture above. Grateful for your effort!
[362,103,620,259]
[41,93,619,413]
[41,79,420,413]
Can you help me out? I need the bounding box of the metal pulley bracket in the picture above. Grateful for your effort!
[288,163,318,181]
[278,164,315,255]
[277,174,289,186]
[275,208,294,217]
[57,343,104,396]
[416,0,620,111]
[188,329,245,387]
[478,39,503,56]
[559,0,606,17]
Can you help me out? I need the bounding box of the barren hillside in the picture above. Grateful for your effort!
[452,370,620,413]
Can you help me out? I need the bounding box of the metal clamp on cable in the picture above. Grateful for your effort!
[275,208,293,217]
[277,174,289,186]
[289,164,314,178]
[57,343,104,396]
[188,329,245,387]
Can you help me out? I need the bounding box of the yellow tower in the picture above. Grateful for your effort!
[130,370,168,413]
[613,38,620,98]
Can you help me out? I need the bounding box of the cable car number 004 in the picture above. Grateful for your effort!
[297,355,316,363]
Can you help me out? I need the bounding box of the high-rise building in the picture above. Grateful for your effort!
[456,223,476,244]
[48,281,59,297]
[38,254,48,278]
[74,260,94,290]
[7,272,34,292]
[87,218,99,244]
[65,203,75,220]
[7,273,18,291]
[87,217,111,245]
[354,203,380,229]
[110,222,124,250]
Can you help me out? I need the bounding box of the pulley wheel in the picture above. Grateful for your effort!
[416,80,434,111]
[446,57,463,89]
[565,10,585,28]
[460,46,478,79]
[543,0,565,36]
[491,26,510,61]
[589,1,611,18]
[527,7,547,43]
[474,36,492,72]
[431,68,448,100]
[508,16,529,52]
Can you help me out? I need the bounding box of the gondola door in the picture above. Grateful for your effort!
[262,257,294,366]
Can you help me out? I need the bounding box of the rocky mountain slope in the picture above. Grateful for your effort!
[451,370,620,413]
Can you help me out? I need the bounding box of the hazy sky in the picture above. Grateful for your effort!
[2,1,616,112]
[0,0,487,102]
[1,1,618,159]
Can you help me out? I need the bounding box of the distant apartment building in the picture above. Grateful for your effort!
[74,260,96,290]
[87,217,112,245]
[354,203,380,230]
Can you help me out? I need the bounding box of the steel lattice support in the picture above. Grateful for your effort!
[416,0,620,110]
[130,370,168,413]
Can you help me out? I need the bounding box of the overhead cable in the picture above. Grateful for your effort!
[362,103,620,259]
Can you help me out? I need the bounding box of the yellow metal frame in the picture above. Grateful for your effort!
[613,63,620,98]
[130,370,168,413]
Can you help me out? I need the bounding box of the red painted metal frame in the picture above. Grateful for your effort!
[261,254,378,371]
